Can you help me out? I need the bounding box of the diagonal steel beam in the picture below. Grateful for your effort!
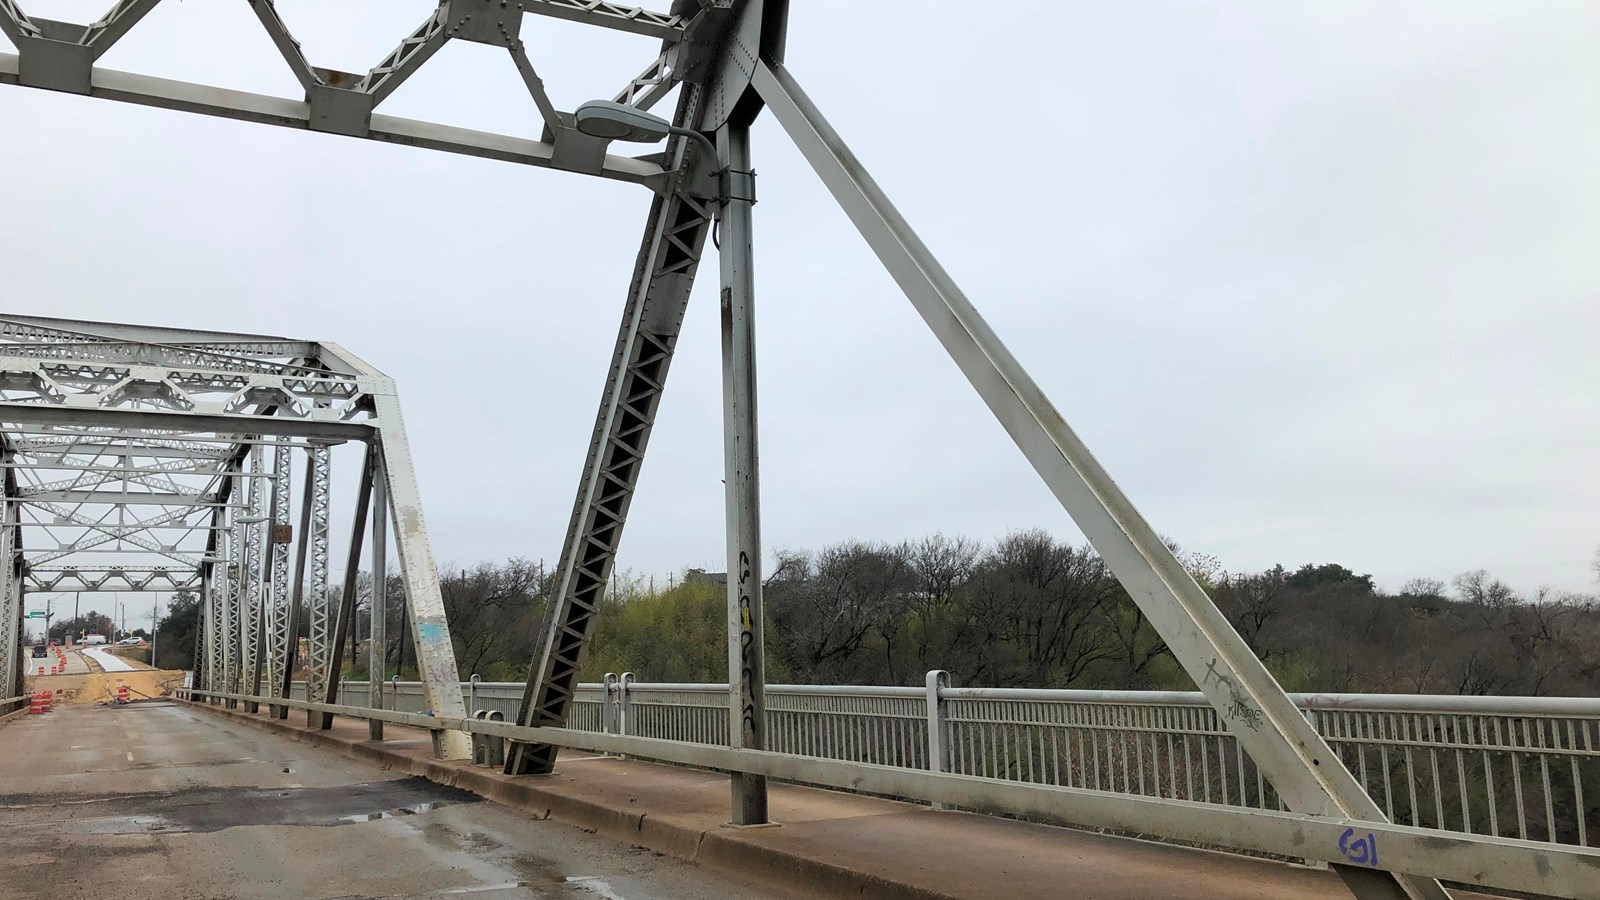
[370,391,470,759]
[518,0,684,41]
[611,50,676,111]
[0,0,40,46]
[505,84,717,776]
[81,0,160,60]
[750,57,1445,900]
[360,6,449,106]
[245,0,320,92]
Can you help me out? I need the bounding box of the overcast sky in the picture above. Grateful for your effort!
[6,1,1597,631]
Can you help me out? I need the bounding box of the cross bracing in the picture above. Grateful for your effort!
[0,1,1544,896]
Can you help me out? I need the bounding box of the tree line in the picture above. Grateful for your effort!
[153,530,1600,697]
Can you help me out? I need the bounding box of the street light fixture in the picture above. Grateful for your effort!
[574,99,718,166]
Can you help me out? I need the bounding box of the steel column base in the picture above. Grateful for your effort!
[503,741,558,776]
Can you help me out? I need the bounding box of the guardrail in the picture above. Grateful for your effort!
[308,673,1599,849]
[181,684,1600,898]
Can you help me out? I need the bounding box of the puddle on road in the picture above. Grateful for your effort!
[338,801,454,824]
[77,814,181,835]
[48,777,477,835]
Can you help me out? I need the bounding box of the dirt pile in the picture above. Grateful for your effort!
[25,653,186,704]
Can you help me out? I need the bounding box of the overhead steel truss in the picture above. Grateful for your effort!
[0,1,1478,896]
[0,314,468,757]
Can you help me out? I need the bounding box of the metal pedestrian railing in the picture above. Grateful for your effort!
[316,672,1598,848]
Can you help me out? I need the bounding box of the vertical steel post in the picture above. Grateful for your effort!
[220,463,243,708]
[302,444,333,727]
[925,669,953,810]
[368,450,387,741]
[0,467,19,706]
[718,121,769,826]
[320,443,374,729]
[192,578,209,693]
[265,445,292,717]
[241,445,266,712]
[276,448,316,720]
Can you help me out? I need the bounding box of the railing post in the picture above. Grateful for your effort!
[618,672,634,737]
[618,672,634,759]
[469,674,481,715]
[926,670,952,810]
[602,673,619,736]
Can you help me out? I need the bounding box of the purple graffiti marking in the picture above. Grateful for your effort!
[1337,827,1378,867]
[737,551,758,739]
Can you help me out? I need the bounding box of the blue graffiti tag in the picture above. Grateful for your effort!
[1337,827,1378,867]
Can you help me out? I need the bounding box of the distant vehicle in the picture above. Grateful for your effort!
[82,634,107,645]
[30,644,48,659]
[117,637,142,646]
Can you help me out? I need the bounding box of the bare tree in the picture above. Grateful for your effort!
[960,530,1117,688]
[1212,565,1288,662]
[768,542,912,682]
[439,558,545,676]
[906,533,979,670]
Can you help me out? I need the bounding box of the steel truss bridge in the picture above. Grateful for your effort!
[0,2,1590,898]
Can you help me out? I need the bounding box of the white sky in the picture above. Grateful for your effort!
[6,1,1598,631]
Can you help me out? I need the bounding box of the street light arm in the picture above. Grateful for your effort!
[665,125,717,166]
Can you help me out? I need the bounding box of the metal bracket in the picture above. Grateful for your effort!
[720,167,756,206]
[15,20,92,94]
[308,70,375,137]
[545,114,613,176]
[445,0,523,47]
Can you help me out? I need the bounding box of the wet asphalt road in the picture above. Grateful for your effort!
[0,703,796,900]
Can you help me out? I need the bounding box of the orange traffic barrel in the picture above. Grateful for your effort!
[28,694,46,715]
[36,666,44,677]
[117,685,130,704]
[40,692,53,712]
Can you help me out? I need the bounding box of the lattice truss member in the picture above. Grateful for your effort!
[0,3,1454,896]
[0,315,468,755]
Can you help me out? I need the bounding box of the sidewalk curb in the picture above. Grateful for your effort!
[182,699,955,900]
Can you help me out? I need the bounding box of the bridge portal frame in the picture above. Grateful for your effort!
[0,2,1471,895]
[0,315,469,759]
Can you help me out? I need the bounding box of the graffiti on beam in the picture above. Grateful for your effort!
[1338,827,1378,867]
[1203,657,1264,731]
[736,550,758,742]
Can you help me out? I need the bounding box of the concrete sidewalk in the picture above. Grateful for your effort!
[175,699,1484,900]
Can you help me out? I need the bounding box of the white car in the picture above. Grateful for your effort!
[117,637,143,645]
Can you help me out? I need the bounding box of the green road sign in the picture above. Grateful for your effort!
[24,610,47,619]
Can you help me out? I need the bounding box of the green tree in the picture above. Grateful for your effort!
[156,590,201,669]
